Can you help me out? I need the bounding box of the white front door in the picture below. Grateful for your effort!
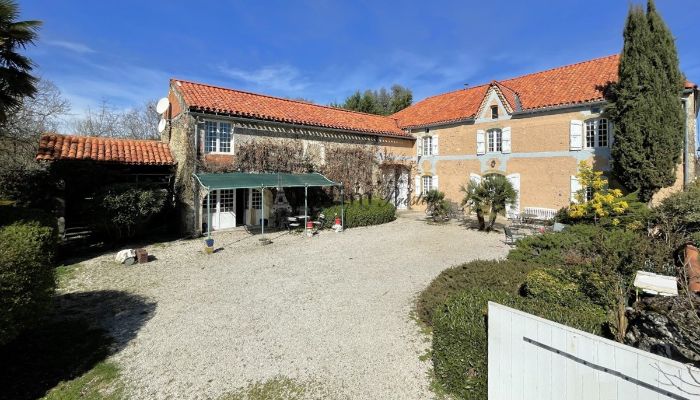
[217,189,236,229]
[204,189,237,231]
[246,189,264,225]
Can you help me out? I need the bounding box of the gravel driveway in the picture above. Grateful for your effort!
[62,213,509,399]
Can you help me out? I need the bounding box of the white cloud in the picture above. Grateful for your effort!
[44,40,96,54]
[217,64,309,93]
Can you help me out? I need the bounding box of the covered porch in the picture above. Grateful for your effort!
[193,172,343,235]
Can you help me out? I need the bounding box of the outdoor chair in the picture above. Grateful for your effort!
[504,226,525,246]
[285,216,301,232]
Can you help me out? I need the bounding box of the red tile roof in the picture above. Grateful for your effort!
[36,133,175,165]
[172,79,408,137]
[393,55,623,128]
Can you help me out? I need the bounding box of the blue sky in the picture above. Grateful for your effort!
[21,0,700,118]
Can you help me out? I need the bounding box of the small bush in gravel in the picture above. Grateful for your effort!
[0,221,57,346]
[432,289,607,399]
[416,260,536,326]
[322,198,395,229]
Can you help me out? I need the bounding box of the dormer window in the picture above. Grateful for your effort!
[491,105,499,119]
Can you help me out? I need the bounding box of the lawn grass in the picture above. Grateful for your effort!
[43,362,124,400]
[220,377,307,400]
[54,263,82,287]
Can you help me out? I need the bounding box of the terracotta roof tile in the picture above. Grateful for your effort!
[173,80,408,137]
[36,133,175,166]
[393,55,623,128]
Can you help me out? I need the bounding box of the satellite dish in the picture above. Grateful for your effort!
[156,97,170,114]
[158,118,166,133]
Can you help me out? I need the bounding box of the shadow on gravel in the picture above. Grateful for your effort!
[0,290,156,400]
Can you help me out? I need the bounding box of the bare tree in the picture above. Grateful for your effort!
[0,78,70,168]
[71,99,160,140]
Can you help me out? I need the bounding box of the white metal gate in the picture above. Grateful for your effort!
[488,302,700,400]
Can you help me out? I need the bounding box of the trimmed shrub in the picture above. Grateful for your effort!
[432,289,607,399]
[0,221,57,346]
[507,224,599,266]
[521,268,589,307]
[321,198,395,229]
[417,260,536,326]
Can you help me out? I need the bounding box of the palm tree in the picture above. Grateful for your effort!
[461,178,489,230]
[0,0,41,123]
[461,174,517,231]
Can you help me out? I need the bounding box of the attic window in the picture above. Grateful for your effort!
[491,105,499,119]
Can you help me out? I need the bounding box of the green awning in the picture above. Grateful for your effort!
[194,172,340,190]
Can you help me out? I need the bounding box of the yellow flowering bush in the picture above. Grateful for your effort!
[568,161,629,224]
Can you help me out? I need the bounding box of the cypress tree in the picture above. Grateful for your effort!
[608,0,685,202]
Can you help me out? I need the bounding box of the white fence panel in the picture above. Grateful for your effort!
[488,302,700,400]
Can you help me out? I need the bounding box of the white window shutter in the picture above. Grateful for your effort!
[433,175,439,190]
[469,172,481,186]
[570,175,581,203]
[570,120,583,150]
[476,130,486,155]
[502,127,512,154]
[417,137,422,156]
[432,135,439,155]
[415,175,422,196]
[506,173,520,218]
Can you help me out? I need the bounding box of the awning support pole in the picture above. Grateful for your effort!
[340,184,344,228]
[207,190,212,238]
[260,186,265,237]
[304,185,308,232]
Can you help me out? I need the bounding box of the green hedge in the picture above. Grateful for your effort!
[432,289,607,399]
[0,221,57,346]
[321,198,396,229]
[417,260,536,326]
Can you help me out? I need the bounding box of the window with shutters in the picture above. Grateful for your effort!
[422,176,433,194]
[584,119,608,148]
[204,120,233,153]
[422,136,433,156]
[487,128,502,152]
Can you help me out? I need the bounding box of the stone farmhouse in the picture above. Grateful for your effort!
[37,54,699,236]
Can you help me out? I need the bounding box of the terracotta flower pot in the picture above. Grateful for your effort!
[684,244,700,293]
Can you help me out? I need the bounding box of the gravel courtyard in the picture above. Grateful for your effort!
[61,213,509,399]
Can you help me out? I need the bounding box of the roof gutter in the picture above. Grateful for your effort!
[189,109,414,141]
[404,117,476,130]
[511,100,608,117]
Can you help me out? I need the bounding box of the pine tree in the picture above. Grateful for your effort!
[608,0,685,202]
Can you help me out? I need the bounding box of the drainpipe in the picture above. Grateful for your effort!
[682,98,689,188]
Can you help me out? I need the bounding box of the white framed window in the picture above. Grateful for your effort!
[584,119,609,148]
[422,176,433,194]
[219,189,235,212]
[204,120,233,153]
[487,128,502,152]
[203,190,217,209]
[251,189,262,210]
[422,136,433,156]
